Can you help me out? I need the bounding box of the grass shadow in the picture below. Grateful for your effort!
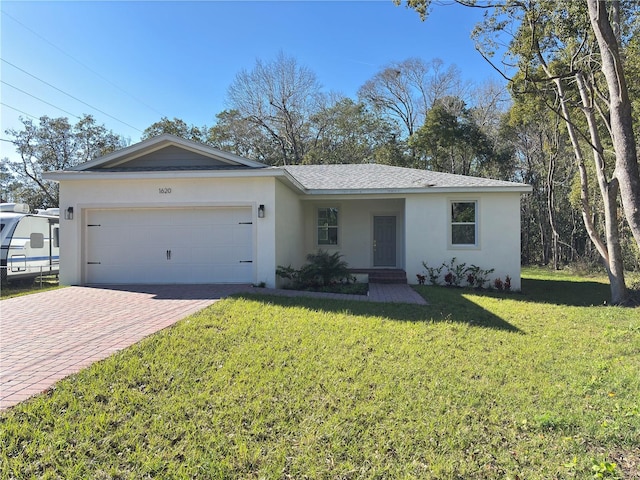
[520,278,612,307]
[236,288,522,333]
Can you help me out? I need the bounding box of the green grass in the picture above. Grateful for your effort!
[0,276,62,299]
[1,268,639,479]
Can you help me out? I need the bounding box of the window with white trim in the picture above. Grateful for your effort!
[317,207,338,245]
[451,201,477,246]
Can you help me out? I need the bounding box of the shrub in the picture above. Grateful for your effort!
[442,257,466,287]
[420,258,514,293]
[444,271,454,286]
[275,265,299,282]
[465,264,495,289]
[304,250,350,287]
[276,250,351,289]
[421,261,443,285]
[466,273,476,286]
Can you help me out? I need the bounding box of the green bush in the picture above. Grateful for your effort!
[277,250,351,289]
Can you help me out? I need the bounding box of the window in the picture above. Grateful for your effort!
[451,201,477,246]
[53,226,60,248]
[317,207,338,245]
[30,233,44,249]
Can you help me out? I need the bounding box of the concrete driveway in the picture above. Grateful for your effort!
[0,284,255,410]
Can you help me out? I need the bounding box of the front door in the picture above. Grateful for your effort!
[373,216,396,267]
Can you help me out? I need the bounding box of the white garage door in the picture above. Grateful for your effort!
[85,207,254,284]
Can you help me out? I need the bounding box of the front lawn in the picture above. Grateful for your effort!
[0,276,61,299]
[1,269,639,478]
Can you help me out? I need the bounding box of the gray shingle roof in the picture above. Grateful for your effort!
[282,164,529,192]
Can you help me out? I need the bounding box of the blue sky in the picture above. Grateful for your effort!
[1,1,506,160]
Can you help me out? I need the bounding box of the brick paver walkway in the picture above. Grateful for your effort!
[0,283,426,410]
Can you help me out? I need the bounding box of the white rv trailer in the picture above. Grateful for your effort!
[0,203,60,284]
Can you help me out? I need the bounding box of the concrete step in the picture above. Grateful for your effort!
[350,269,408,284]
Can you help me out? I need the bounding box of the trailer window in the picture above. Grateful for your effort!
[30,232,44,249]
[53,227,60,247]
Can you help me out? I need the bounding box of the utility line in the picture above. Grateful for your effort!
[1,59,144,133]
[2,10,167,119]
[0,102,38,120]
[1,81,80,119]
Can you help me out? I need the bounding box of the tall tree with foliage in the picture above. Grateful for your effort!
[141,117,208,143]
[409,97,511,177]
[4,115,126,208]
[206,109,279,163]
[0,162,21,203]
[506,90,583,268]
[398,0,640,304]
[304,98,403,165]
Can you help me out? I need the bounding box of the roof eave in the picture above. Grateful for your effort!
[302,185,533,195]
[44,168,278,181]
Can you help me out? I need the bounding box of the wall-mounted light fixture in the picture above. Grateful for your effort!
[64,206,74,220]
[258,204,265,218]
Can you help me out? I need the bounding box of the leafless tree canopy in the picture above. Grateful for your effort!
[357,58,465,137]
[226,52,324,165]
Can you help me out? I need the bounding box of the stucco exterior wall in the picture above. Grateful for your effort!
[405,191,523,290]
[274,180,305,286]
[57,176,278,286]
[57,172,524,290]
[300,198,405,269]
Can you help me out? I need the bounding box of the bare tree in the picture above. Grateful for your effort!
[358,57,464,138]
[226,52,323,165]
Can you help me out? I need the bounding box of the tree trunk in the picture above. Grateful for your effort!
[547,147,560,270]
[548,71,628,303]
[574,71,628,304]
[588,0,640,250]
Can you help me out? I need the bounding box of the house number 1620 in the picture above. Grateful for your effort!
[159,188,172,194]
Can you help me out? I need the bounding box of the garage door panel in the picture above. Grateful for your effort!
[86,207,254,284]
[208,228,234,245]
[188,265,213,283]
[128,228,149,246]
[233,225,252,245]
[234,264,254,282]
[168,246,193,264]
[208,265,237,283]
[234,244,253,261]
[207,245,238,263]
[191,246,217,263]
[189,226,215,247]
[88,225,129,247]
[87,265,131,284]
[141,264,166,283]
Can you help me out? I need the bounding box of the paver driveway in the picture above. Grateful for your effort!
[0,284,255,410]
[0,283,426,410]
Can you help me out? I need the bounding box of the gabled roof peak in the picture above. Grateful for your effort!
[71,134,266,171]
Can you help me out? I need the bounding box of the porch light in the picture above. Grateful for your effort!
[258,204,265,218]
[64,206,74,220]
